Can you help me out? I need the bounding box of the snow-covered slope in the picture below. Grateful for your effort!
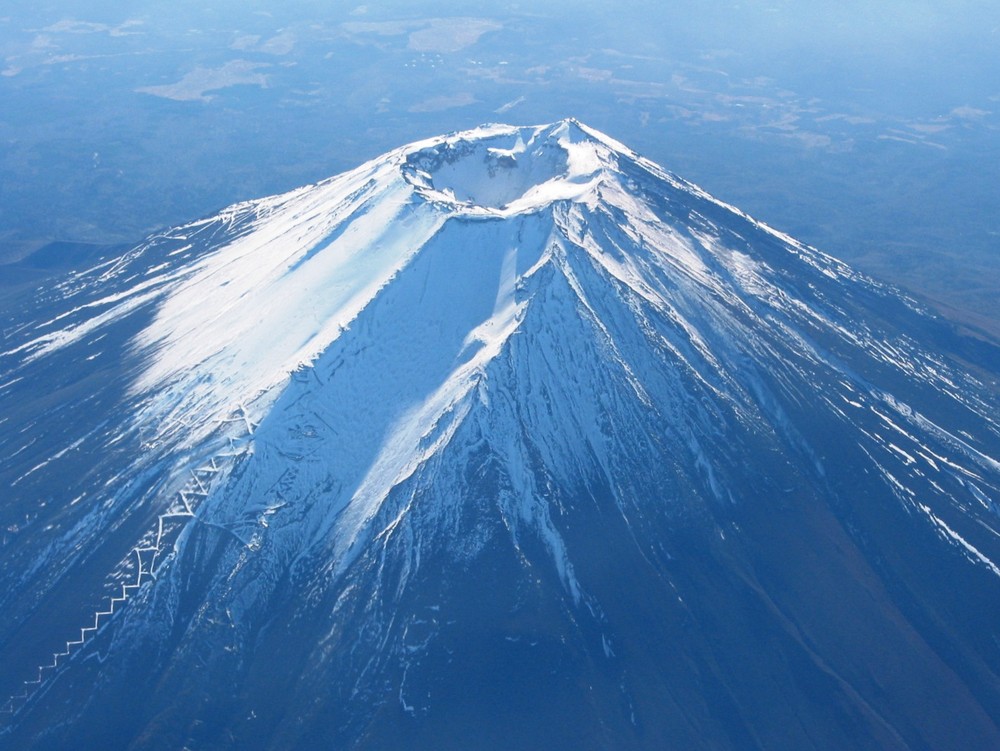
[2,120,999,750]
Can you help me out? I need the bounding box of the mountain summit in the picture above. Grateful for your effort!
[2,121,1000,750]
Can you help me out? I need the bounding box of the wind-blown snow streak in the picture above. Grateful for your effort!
[2,119,999,724]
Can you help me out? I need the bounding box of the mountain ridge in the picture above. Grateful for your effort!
[1,120,999,750]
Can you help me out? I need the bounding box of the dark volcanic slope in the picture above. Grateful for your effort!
[2,121,999,750]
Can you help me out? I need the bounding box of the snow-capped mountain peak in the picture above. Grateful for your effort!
[2,121,999,750]
[402,119,612,213]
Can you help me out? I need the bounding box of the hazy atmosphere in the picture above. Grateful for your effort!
[4,4,1000,748]
[2,1,998,329]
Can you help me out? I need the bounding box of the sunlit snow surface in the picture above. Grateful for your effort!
[1,120,999,737]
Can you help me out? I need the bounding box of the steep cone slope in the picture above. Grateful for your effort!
[1,121,1000,750]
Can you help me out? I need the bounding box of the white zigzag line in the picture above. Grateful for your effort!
[3,408,257,720]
